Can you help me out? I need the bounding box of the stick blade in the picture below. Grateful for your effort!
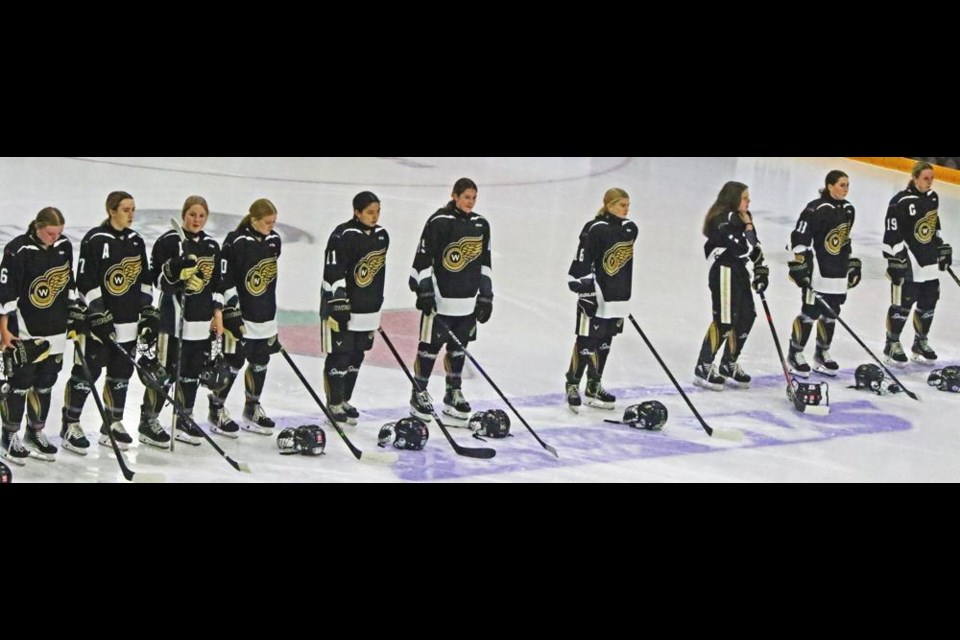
[454,444,497,459]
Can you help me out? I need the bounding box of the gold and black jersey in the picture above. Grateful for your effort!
[568,212,638,303]
[219,225,282,324]
[0,233,76,336]
[77,223,151,325]
[151,228,222,332]
[882,185,943,270]
[322,218,389,316]
[791,194,856,280]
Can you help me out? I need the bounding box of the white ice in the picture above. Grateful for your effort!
[1,156,958,482]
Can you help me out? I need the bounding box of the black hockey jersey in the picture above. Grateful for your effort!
[567,212,638,319]
[77,223,152,343]
[220,224,281,339]
[409,202,492,317]
[882,184,943,283]
[321,218,389,332]
[152,228,221,339]
[790,193,855,294]
[0,231,76,340]
[703,211,761,267]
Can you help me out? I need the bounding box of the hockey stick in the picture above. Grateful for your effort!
[278,346,396,464]
[377,327,496,459]
[947,266,960,288]
[813,293,918,401]
[627,314,743,441]
[433,317,558,458]
[107,337,252,472]
[71,336,164,483]
[169,217,191,452]
[757,291,829,415]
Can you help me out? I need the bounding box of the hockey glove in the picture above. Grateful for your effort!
[267,335,282,355]
[66,302,87,340]
[138,305,161,347]
[328,297,351,331]
[577,291,598,317]
[185,273,205,294]
[5,338,51,368]
[788,252,812,289]
[163,254,199,282]
[886,254,909,285]
[415,289,436,314]
[222,306,246,341]
[87,309,116,344]
[748,243,764,265]
[752,263,770,293]
[938,243,952,271]
[847,257,862,289]
[475,296,493,324]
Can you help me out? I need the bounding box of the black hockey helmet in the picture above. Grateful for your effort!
[277,425,326,456]
[854,364,884,393]
[468,410,511,438]
[622,401,668,431]
[378,417,429,450]
[928,366,960,393]
[136,355,170,389]
[0,459,11,484]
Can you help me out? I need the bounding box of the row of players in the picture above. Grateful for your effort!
[0,164,953,466]
[688,160,951,395]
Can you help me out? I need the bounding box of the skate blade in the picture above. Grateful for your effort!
[410,409,433,422]
[567,404,580,414]
[789,368,811,379]
[693,378,724,392]
[27,449,57,462]
[98,436,129,451]
[210,425,239,439]
[813,366,838,377]
[173,432,202,446]
[723,379,751,389]
[910,354,937,366]
[61,443,90,456]
[884,357,908,368]
[442,407,471,421]
[241,422,274,436]
[0,452,28,466]
[585,398,616,410]
[137,437,171,450]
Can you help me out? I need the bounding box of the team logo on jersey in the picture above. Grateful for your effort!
[442,236,483,272]
[245,257,278,297]
[602,241,634,276]
[824,222,851,256]
[914,209,938,244]
[104,256,143,296]
[29,263,71,309]
[194,256,216,293]
[354,249,386,288]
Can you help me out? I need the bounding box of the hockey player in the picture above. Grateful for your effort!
[63,191,154,453]
[0,207,74,465]
[786,170,861,377]
[408,178,492,422]
[564,188,637,411]
[208,198,281,436]
[693,181,767,390]
[137,195,221,448]
[881,160,952,365]
[320,191,389,425]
